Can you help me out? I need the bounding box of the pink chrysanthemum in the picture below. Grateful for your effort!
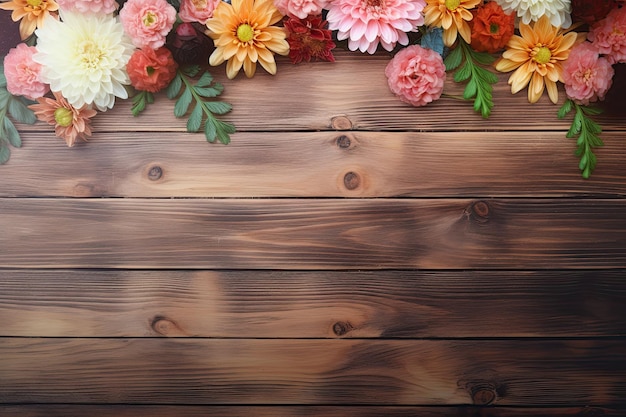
[178,0,222,24]
[3,43,49,100]
[119,0,177,49]
[55,0,118,14]
[588,6,626,64]
[274,0,328,19]
[326,0,426,54]
[562,42,614,105]
[385,44,446,106]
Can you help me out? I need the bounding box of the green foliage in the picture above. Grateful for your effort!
[557,99,604,179]
[0,64,37,165]
[131,90,155,117]
[444,40,498,118]
[168,68,235,144]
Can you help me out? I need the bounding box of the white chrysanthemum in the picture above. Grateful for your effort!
[494,0,572,28]
[33,11,134,111]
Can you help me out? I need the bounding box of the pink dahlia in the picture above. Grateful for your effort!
[55,0,118,14]
[274,0,328,19]
[562,42,614,105]
[119,0,177,49]
[589,6,626,64]
[385,44,445,107]
[3,43,49,100]
[326,0,426,54]
[178,0,222,24]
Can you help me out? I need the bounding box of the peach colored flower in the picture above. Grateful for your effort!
[178,0,221,24]
[562,42,614,105]
[385,44,446,107]
[424,0,482,47]
[3,43,49,100]
[274,0,328,19]
[589,6,626,64]
[119,0,177,49]
[28,91,98,147]
[127,47,178,92]
[326,0,426,54]
[0,0,59,40]
[55,0,118,14]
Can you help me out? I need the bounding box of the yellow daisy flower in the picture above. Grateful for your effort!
[423,0,482,47]
[0,0,59,40]
[206,0,289,79]
[495,15,578,104]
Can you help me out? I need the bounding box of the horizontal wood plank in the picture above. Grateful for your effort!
[3,132,626,198]
[1,338,625,406]
[1,198,625,269]
[1,405,623,417]
[1,269,624,338]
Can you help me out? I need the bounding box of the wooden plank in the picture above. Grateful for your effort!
[1,198,625,269]
[1,269,624,338]
[3,131,626,198]
[1,338,625,405]
[13,52,625,133]
[2,405,623,417]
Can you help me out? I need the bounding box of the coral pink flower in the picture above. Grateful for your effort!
[119,0,177,49]
[127,47,178,92]
[55,0,118,14]
[326,0,426,54]
[178,0,221,24]
[3,43,49,100]
[562,42,614,105]
[589,6,626,64]
[274,0,328,19]
[385,44,446,107]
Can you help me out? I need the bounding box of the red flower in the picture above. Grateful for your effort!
[285,16,336,64]
[127,47,178,93]
[571,0,618,26]
[470,1,515,54]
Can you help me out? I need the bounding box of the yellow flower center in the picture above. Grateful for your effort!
[445,0,460,11]
[236,24,254,43]
[77,40,104,70]
[27,0,43,7]
[54,108,73,127]
[534,46,552,64]
[143,11,157,27]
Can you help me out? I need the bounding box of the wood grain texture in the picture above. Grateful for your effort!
[3,131,626,198]
[2,405,623,417]
[1,198,625,269]
[1,338,625,406]
[1,269,624,338]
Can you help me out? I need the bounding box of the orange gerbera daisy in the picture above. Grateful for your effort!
[206,0,289,79]
[0,0,59,40]
[495,15,578,104]
[424,0,482,47]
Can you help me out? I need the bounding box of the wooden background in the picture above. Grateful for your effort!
[1,46,626,416]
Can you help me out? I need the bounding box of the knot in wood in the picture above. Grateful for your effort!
[333,321,354,336]
[466,381,499,405]
[343,172,361,190]
[336,135,352,149]
[331,115,353,130]
[468,200,490,224]
[148,165,163,181]
[151,315,177,336]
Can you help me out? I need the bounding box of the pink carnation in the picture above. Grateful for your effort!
[274,0,328,19]
[119,0,177,49]
[178,0,221,24]
[562,42,614,105]
[385,44,445,107]
[326,0,426,54]
[589,6,626,64]
[3,43,49,100]
[55,0,118,14]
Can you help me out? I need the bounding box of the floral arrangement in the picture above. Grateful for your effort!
[0,0,624,178]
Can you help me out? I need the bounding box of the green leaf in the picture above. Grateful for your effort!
[454,62,471,82]
[193,86,223,98]
[557,99,573,119]
[444,45,463,71]
[182,65,201,78]
[174,87,193,117]
[3,117,21,147]
[187,102,203,132]
[166,74,183,99]
[563,102,605,179]
[215,119,235,145]
[463,79,477,100]
[8,97,36,124]
[204,118,217,143]
[195,71,214,88]
[0,64,6,88]
[0,141,10,164]
[473,51,496,66]
[131,91,154,117]
[203,101,232,115]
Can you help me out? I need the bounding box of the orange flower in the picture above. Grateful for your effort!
[29,91,98,147]
[0,0,59,40]
[423,0,482,47]
[495,15,578,104]
[470,1,515,53]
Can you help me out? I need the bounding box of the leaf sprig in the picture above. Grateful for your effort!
[167,66,235,145]
[0,64,37,165]
[557,99,604,179]
[444,40,498,118]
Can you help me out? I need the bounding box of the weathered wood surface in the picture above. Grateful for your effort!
[1,48,626,415]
